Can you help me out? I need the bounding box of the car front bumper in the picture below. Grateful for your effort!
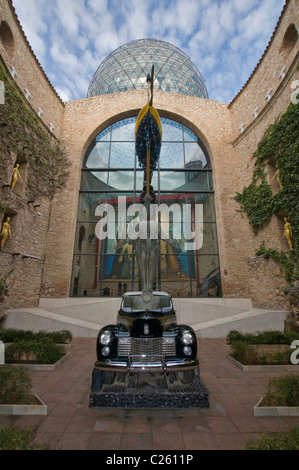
[94,355,199,373]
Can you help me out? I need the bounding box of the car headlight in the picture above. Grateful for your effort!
[181,331,193,345]
[100,331,112,345]
[183,346,192,356]
[101,346,110,357]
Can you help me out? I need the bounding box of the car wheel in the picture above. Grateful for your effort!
[102,372,115,385]
[177,370,194,384]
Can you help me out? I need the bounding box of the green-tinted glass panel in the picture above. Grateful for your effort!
[111,118,136,141]
[184,142,207,168]
[184,170,213,191]
[96,126,111,142]
[159,171,186,191]
[109,142,135,168]
[85,142,110,168]
[159,142,184,168]
[81,171,108,191]
[108,170,135,191]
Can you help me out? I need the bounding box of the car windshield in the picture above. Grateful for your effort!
[121,293,173,314]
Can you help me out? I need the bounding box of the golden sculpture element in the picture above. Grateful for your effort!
[284,217,293,250]
[11,163,23,191]
[0,217,11,249]
[271,169,283,190]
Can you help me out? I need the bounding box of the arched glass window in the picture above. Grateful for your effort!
[71,116,221,298]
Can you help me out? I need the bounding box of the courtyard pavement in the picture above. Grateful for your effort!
[1,337,298,451]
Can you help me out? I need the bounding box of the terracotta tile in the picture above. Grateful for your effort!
[88,432,122,450]
[56,432,92,450]
[152,432,185,450]
[152,417,181,433]
[94,418,124,433]
[182,433,217,450]
[213,433,246,450]
[120,433,153,450]
[205,416,239,434]
[123,417,152,433]
[177,416,209,434]
[64,414,98,433]
[37,415,72,433]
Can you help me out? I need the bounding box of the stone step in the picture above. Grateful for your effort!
[1,298,289,338]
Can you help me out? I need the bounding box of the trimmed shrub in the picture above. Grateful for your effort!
[0,327,72,343]
[246,427,299,450]
[263,374,299,406]
[230,341,291,365]
[0,426,46,450]
[5,339,66,364]
[0,365,32,404]
[227,329,299,345]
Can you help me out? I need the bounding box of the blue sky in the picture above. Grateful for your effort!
[12,0,286,103]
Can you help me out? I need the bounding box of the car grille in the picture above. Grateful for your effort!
[118,337,176,357]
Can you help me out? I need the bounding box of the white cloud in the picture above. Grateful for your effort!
[11,0,286,102]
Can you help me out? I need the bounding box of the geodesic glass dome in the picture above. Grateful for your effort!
[87,39,208,99]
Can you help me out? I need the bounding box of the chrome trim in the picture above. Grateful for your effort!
[94,357,199,373]
[118,337,176,357]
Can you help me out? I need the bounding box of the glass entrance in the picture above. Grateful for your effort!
[71,116,221,298]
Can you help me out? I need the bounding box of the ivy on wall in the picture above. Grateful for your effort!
[235,103,299,285]
[0,59,69,200]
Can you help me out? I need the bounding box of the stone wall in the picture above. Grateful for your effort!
[226,0,299,308]
[0,0,64,138]
[0,143,52,319]
[247,256,290,310]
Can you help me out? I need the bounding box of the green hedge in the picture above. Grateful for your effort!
[263,374,299,407]
[0,327,72,343]
[229,341,292,365]
[246,427,299,450]
[226,329,299,345]
[0,364,31,404]
[0,426,45,450]
[5,339,66,365]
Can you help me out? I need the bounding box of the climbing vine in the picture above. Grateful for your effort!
[0,59,69,200]
[235,102,299,285]
[256,242,295,285]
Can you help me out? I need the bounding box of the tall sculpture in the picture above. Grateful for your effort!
[134,66,163,306]
[284,217,293,250]
[11,163,23,191]
[271,168,283,190]
[0,216,11,249]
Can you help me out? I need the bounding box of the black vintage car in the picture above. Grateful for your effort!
[92,291,199,390]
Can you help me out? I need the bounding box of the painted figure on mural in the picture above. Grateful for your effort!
[11,163,23,191]
[0,217,11,249]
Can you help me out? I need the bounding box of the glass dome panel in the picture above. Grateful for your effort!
[87,39,208,99]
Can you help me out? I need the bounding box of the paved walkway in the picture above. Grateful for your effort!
[1,338,298,450]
